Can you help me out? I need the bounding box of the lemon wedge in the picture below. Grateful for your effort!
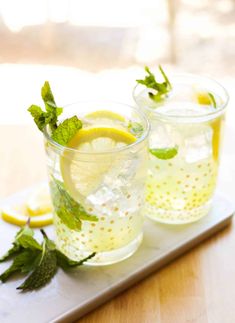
[196,91,217,108]
[1,205,53,227]
[194,91,222,161]
[195,92,222,161]
[26,184,52,216]
[60,127,136,199]
[197,92,212,105]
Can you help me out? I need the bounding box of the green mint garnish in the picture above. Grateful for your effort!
[51,178,98,231]
[128,121,144,138]
[137,65,172,103]
[28,81,82,145]
[0,227,95,291]
[51,116,82,146]
[208,92,217,109]
[149,146,178,160]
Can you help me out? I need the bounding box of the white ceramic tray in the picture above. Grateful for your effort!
[0,188,234,323]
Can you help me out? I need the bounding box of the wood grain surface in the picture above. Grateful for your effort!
[0,126,234,323]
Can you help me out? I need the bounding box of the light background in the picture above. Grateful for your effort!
[0,0,234,124]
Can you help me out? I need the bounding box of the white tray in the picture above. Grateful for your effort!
[0,188,234,323]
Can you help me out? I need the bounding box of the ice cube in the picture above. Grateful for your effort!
[183,125,213,163]
[86,156,143,216]
[86,184,117,206]
[150,123,179,149]
[105,157,140,188]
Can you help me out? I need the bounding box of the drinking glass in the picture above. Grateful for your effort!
[44,101,150,265]
[133,74,229,224]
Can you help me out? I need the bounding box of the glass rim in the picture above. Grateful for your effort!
[133,73,229,120]
[43,100,150,155]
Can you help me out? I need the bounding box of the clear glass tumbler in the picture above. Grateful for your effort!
[44,101,150,265]
[133,74,229,224]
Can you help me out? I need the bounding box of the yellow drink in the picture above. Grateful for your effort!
[145,114,223,223]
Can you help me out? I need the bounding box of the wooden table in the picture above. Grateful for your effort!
[0,65,234,323]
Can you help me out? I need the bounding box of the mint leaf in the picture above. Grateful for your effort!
[28,81,63,132]
[159,65,172,89]
[51,116,82,146]
[56,250,96,270]
[128,121,144,138]
[50,178,98,231]
[41,81,56,106]
[28,105,47,131]
[46,106,63,132]
[21,253,41,274]
[17,235,42,251]
[0,250,40,282]
[40,229,56,250]
[137,65,172,103]
[41,81,63,131]
[0,227,34,262]
[149,147,178,160]
[0,243,21,263]
[17,239,57,291]
[14,227,41,253]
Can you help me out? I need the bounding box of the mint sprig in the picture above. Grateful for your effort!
[28,81,82,145]
[149,146,178,160]
[0,227,95,291]
[136,65,172,103]
[51,178,98,231]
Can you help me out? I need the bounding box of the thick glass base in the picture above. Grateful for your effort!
[56,233,143,266]
[145,199,212,224]
[86,233,143,266]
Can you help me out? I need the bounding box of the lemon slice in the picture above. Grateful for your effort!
[60,127,136,199]
[85,110,126,123]
[1,205,53,227]
[197,92,212,105]
[195,91,217,108]
[211,116,223,161]
[26,184,52,216]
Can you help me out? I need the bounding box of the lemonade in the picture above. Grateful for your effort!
[145,104,223,223]
[134,71,228,224]
[44,102,149,265]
